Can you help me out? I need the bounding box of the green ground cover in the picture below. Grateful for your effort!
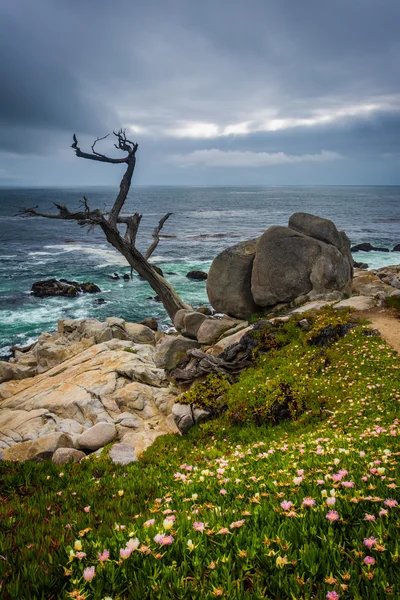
[1,309,399,599]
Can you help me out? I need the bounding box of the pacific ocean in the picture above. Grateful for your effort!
[0,185,399,355]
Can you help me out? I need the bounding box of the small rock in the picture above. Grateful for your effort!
[123,274,131,280]
[109,443,137,465]
[174,309,194,331]
[77,423,117,451]
[95,298,107,305]
[351,243,389,253]
[172,403,194,434]
[196,318,243,345]
[186,270,208,280]
[196,306,213,315]
[392,244,400,252]
[298,318,310,329]
[139,317,158,331]
[52,448,86,464]
[109,273,120,280]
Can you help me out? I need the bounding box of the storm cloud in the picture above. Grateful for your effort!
[0,0,399,184]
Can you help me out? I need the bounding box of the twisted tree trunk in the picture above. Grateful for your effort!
[22,130,191,321]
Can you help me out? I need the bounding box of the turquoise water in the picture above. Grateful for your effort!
[0,186,399,354]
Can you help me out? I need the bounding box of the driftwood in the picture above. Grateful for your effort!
[21,130,190,320]
[171,321,278,383]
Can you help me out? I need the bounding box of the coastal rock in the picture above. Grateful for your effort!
[252,218,352,307]
[109,443,138,465]
[154,336,200,371]
[333,296,376,311]
[31,278,101,297]
[139,317,158,331]
[181,311,208,339]
[172,403,194,434]
[77,423,117,451]
[124,323,156,345]
[207,214,352,317]
[196,317,240,345]
[351,243,389,253]
[3,432,74,462]
[0,339,179,459]
[186,270,208,280]
[52,448,86,464]
[207,239,260,319]
[174,309,194,331]
[393,244,400,252]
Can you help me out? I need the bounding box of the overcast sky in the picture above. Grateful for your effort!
[1,0,399,186]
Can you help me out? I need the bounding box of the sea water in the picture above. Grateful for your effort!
[0,185,399,355]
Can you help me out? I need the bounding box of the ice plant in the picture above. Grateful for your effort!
[326,510,339,522]
[83,566,95,582]
[97,549,110,561]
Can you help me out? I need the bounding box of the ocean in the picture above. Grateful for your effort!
[0,185,399,356]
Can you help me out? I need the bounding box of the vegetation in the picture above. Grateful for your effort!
[1,309,399,599]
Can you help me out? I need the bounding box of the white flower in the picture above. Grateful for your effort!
[163,519,174,530]
[126,537,140,551]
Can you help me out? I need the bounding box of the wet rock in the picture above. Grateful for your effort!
[109,273,120,280]
[31,279,101,298]
[351,243,389,252]
[197,306,213,315]
[186,270,208,280]
[353,261,369,269]
[392,244,400,252]
[122,274,131,280]
[95,298,107,305]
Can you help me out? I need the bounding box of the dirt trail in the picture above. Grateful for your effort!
[357,308,400,354]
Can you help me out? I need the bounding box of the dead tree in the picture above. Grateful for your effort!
[22,130,191,320]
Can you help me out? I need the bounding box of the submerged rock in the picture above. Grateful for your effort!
[186,270,208,280]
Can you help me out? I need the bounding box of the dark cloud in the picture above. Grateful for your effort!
[0,0,399,183]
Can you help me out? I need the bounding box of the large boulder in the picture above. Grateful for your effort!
[207,239,260,319]
[124,323,156,345]
[52,448,86,464]
[109,443,138,465]
[196,317,240,345]
[207,214,353,316]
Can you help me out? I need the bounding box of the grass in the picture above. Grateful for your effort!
[0,309,399,599]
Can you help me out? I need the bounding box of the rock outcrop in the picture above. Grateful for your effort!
[0,338,178,460]
[207,213,353,319]
[0,317,156,383]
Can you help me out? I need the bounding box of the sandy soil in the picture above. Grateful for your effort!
[357,308,400,354]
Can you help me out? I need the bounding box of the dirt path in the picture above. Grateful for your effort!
[357,308,400,354]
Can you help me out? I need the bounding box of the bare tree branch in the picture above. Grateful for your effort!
[71,133,128,164]
[145,212,173,260]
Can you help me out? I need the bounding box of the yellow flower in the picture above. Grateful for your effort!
[73,540,82,551]
[118,490,124,496]
[276,555,288,568]
[187,539,195,551]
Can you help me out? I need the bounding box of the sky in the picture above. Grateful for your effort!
[1,0,400,186]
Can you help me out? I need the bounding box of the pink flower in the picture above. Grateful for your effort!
[230,520,245,529]
[302,497,316,507]
[83,506,90,513]
[384,499,398,508]
[364,556,375,565]
[363,537,378,549]
[341,481,354,488]
[364,513,376,521]
[143,519,155,528]
[119,547,132,559]
[326,497,336,506]
[326,510,339,522]
[75,552,87,559]
[193,521,205,532]
[326,592,340,600]
[280,500,292,510]
[220,489,227,495]
[97,549,109,561]
[155,534,174,546]
[379,509,389,517]
[317,480,325,485]
[83,566,95,582]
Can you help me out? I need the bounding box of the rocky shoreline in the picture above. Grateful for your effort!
[1,262,399,464]
[1,211,400,464]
